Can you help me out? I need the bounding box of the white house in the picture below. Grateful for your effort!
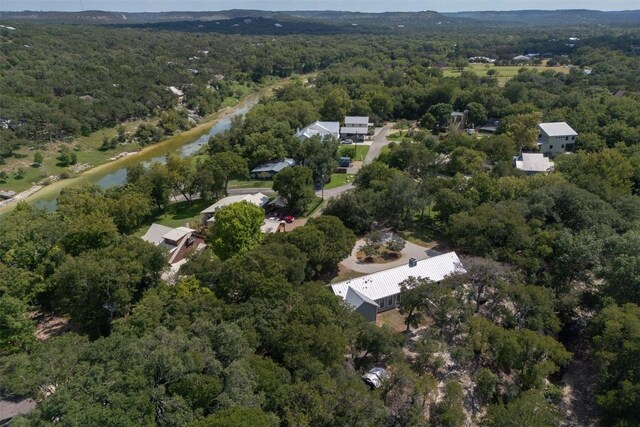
[295,121,340,141]
[514,153,554,174]
[201,192,269,223]
[331,252,465,322]
[340,116,370,141]
[537,122,578,154]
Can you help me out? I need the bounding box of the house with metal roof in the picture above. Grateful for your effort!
[296,121,340,141]
[331,252,465,322]
[514,153,554,174]
[250,159,296,179]
[141,223,205,266]
[537,122,578,154]
[201,192,269,223]
[340,116,371,141]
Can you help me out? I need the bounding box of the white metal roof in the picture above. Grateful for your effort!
[344,116,369,125]
[539,122,577,137]
[296,121,340,139]
[141,223,175,245]
[162,227,193,243]
[515,153,554,173]
[201,192,269,215]
[332,252,465,303]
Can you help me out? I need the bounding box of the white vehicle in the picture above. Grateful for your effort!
[342,138,354,144]
[362,367,389,389]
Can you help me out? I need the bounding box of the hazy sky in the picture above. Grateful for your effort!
[1,0,638,13]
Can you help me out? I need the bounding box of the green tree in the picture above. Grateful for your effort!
[166,152,195,202]
[320,87,351,121]
[210,201,264,260]
[466,102,488,126]
[434,381,465,427]
[57,146,77,166]
[323,190,376,234]
[427,103,454,126]
[0,295,35,355]
[33,151,44,166]
[483,390,560,427]
[591,303,640,424]
[502,112,543,152]
[193,157,227,200]
[272,166,315,212]
[187,407,279,427]
[306,216,356,273]
[301,134,339,186]
[209,151,249,195]
[144,162,171,210]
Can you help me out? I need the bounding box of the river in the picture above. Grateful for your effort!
[1,94,259,215]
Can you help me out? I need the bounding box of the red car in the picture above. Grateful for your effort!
[280,215,295,223]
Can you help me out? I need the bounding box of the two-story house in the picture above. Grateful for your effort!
[340,116,370,141]
[538,122,578,155]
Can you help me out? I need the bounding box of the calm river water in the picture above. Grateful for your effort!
[29,101,255,212]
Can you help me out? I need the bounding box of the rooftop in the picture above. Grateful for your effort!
[514,153,554,173]
[332,252,465,303]
[340,126,369,134]
[162,226,194,243]
[141,223,176,246]
[539,122,578,137]
[251,159,295,174]
[296,121,340,139]
[201,192,269,216]
[344,116,370,125]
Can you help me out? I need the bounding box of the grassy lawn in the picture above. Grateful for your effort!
[387,132,409,142]
[228,179,273,189]
[443,63,570,86]
[0,119,148,193]
[380,145,392,158]
[376,309,408,333]
[133,198,212,236]
[325,173,354,189]
[338,144,370,161]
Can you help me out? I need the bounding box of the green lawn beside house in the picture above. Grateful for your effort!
[338,144,370,161]
[325,173,354,189]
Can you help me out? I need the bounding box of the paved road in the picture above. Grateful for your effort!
[364,125,392,165]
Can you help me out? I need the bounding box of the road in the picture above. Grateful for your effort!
[313,124,392,202]
[364,125,392,165]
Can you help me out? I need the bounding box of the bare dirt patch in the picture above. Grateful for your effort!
[32,312,75,341]
[376,309,407,333]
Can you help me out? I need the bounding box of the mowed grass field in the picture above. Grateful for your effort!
[443,63,570,86]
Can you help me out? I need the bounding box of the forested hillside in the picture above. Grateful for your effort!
[1,13,640,427]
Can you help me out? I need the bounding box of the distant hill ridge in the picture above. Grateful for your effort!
[444,9,640,25]
[1,9,639,28]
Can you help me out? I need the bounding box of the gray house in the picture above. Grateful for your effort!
[250,159,296,179]
[340,116,370,141]
[537,122,578,155]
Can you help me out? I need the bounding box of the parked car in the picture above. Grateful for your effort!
[341,138,354,144]
[362,367,389,389]
[279,215,295,223]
